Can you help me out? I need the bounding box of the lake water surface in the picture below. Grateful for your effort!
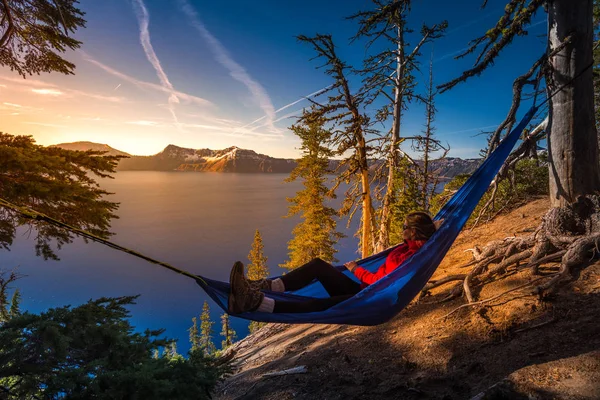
[4,172,360,353]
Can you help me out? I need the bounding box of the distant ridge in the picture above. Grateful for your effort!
[51,141,480,177]
[118,144,296,173]
[51,141,130,157]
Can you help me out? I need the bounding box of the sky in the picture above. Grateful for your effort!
[0,0,549,158]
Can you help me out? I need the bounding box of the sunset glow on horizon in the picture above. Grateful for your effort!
[0,0,548,158]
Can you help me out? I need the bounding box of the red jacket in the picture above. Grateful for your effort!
[353,240,426,287]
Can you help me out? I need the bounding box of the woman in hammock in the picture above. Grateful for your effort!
[228,211,437,314]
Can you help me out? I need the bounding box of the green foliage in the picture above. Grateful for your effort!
[0,270,20,323]
[430,157,549,225]
[248,320,265,334]
[189,316,200,351]
[0,0,86,76]
[247,229,269,280]
[0,133,121,259]
[388,158,422,245]
[220,313,236,350]
[282,115,342,270]
[199,301,216,356]
[0,296,229,399]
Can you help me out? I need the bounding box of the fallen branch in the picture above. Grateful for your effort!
[513,317,557,333]
[263,366,308,377]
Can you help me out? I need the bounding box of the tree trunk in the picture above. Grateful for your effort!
[547,0,600,207]
[376,27,404,252]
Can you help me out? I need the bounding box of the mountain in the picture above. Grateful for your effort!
[50,142,480,177]
[118,145,297,173]
[425,157,481,179]
[51,141,130,157]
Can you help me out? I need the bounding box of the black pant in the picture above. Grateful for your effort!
[273,258,361,313]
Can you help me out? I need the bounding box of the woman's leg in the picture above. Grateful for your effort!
[272,294,355,313]
[280,258,361,296]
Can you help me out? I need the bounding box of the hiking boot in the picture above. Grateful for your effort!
[228,261,264,314]
[248,278,272,291]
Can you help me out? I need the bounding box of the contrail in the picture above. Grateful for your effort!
[81,52,213,107]
[240,85,331,130]
[178,0,279,133]
[132,0,180,126]
[113,83,122,91]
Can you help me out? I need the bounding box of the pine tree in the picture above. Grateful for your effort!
[0,0,86,76]
[297,34,375,257]
[388,158,421,245]
[220,313,236,350]
[246,230,269,280]
[415,49,448,210]
[0,296,230,399]
[350,0,446,252]
[282,113,343,270]
[199,301,215,356]
[0,133,122,260]
[163,341,179,360]
[247,230,270,333]
[0,271,20,323]
[189,316,201,351]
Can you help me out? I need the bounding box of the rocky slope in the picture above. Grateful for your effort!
[216,199,600,400]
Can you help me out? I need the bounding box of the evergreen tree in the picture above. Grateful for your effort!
[247,230,270,333]
[199,301,216,356]
[0,0,86,76]
[298,34,375,257]
[415,50,448,210]
[246,229,269,280]
[0,270,20,323]
[189,316,201,351]
[282,113,342,270]
[388,157,421,245]
[0,296,230,399]
[350,0,446,251]
[0,133,122,260]
[220,313,236,350]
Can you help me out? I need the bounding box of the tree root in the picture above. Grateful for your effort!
[442,276,551,320]
[430,195,600,311]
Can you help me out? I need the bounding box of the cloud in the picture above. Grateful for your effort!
[132,0,181,125]
[3,102,22,108]
[178,0,279,133]
[81,52,213,107]
[241,86,330,130]
[23,122,69,128]
[0,74,124,103]
[440,124,499,136]
[180,121,283,139]
[31,88,64,96]
[127,120,161,126]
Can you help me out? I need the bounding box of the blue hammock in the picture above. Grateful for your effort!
[196,106,538,326]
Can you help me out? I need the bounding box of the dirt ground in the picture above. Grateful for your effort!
[216,198,600,400]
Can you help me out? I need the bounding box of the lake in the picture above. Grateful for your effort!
[3,172,360,353]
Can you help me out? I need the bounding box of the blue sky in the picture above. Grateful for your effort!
[0,0,548,158]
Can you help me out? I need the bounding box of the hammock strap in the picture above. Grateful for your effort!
[0,197,206,285]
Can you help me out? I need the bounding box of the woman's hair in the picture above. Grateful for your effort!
[405,211,436,240]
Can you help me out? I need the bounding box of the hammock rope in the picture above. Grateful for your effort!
[0,197,206,284]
